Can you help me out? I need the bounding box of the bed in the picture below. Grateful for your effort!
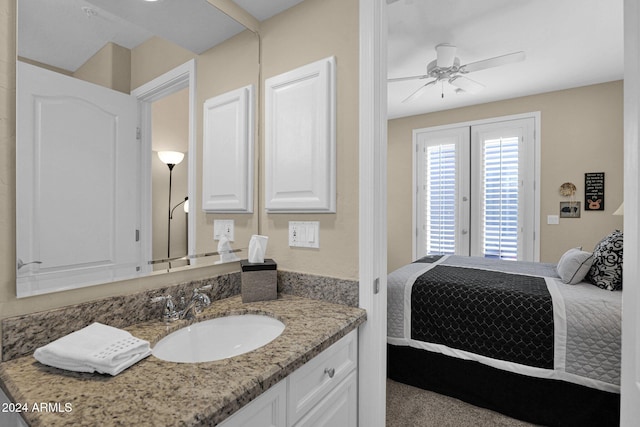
[387,233,623,427]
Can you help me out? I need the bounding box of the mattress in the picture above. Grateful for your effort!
[387,255,622,393]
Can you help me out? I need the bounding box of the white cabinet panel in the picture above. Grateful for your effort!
[218,380,286,427]
[265,57,336,213]
[202,85,254,212]
[293,371,357,427]
[288,329,357,424]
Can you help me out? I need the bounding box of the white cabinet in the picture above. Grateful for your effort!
[220,329,358,427]
[218,380,287,427]
[293,371,357,427]
[287,328,357,424]
[202,85,254,213]
[264,57,336,213]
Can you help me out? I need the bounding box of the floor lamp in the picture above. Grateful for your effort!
[158,151,185,259]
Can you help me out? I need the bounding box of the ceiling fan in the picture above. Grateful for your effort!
[389,44,525,102]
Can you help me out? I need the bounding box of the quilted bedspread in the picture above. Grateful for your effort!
[387,255,622,393]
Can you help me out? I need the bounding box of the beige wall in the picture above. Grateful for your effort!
[259,0,360,280]
[73,42,131,94]
[152,89,189,261]
[0,0,359,329]
[388,81,624,271]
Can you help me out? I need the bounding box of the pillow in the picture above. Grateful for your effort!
[587,230,623,291]
[556,247,594,285]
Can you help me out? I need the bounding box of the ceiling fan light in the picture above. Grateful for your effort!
[436,44,457,68]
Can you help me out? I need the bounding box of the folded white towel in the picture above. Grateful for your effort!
[34,322,151,376]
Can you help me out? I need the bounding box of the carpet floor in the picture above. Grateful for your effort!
[386,379,539,427]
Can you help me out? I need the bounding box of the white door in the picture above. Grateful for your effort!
[415,117,536,261]
[16,62,140,297]
[415,127,470,257]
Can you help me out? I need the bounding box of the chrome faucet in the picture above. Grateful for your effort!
[179,288,211,320]
[151,285,212,322]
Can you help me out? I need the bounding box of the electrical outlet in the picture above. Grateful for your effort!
[213,220,234,241]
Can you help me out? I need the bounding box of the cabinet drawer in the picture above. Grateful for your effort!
[287,329,357,424]
[218,379,286,427]
[293,371,357,427]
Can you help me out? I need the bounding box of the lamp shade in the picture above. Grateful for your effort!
[157,151,184,165]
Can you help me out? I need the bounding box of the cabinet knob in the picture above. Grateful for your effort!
[324,367,335,378]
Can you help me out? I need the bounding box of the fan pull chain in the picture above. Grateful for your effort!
[441,80,445,98]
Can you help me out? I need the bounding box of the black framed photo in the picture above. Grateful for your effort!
[585,172,605,211]
[560,201,581,218]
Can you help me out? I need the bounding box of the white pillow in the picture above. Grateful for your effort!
[556,247,594,285]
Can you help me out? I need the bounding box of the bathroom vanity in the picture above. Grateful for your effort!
[0,295,365,426]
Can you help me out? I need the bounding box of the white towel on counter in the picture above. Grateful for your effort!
[33,322,151,376]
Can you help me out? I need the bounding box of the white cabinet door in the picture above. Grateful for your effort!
[16,62,140,297]
[265,57,336,213]
[293,371,357,427]
[218,380,286,427]
[202,85,254,212]
[288,329,357,424]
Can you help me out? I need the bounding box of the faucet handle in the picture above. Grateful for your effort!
[151,295,178,322]
[194,284,212,293]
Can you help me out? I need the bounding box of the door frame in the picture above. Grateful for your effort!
[131,60,197,268]
[621,0,640,423]
[358,1,387,426]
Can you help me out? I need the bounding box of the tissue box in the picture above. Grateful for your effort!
[240,259,277,303]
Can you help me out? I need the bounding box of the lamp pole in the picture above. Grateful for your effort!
[166,163,175,259]
[157,151,184,261]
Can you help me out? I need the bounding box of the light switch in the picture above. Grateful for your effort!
[289,221,319,248]
[547,215,559,225]
[213,220,234,241]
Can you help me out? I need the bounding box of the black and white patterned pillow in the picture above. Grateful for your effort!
[587,230,623,291]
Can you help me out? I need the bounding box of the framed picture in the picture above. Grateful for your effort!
[560,201,581,218]
[585,172,605,211]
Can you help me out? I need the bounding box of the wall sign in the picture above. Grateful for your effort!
[585,172,605,211]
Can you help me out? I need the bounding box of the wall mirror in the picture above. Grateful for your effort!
[15,0,258,297]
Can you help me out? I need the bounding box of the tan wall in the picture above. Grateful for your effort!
[152,89,189,261]
[259,0,360,280]
[73,42,131,94]
[194,30,259,256]
[388,81,624,271]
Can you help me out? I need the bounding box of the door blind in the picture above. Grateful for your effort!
[481,137,519,260]
[425,144,457,255]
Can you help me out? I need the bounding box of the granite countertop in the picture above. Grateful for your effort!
[0,295,366,426]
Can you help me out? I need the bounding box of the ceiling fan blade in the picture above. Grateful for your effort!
[448,75,484,94]
[402,80,437,103]
[459,51,525,74]
[388,74,429,83]
[436,44,457,68]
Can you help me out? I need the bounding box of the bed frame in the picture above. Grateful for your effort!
[387,345,620,427]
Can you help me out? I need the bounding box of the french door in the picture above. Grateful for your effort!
[415,116,537,261]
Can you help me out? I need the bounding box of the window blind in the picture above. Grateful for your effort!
[481,137,519,260]
[425,144,456,255]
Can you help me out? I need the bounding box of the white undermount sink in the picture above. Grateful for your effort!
[152,314,285,363]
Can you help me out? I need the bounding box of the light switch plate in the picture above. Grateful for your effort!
[289,221,320,248]
[213,220,235,241]
[547,215,559,225]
